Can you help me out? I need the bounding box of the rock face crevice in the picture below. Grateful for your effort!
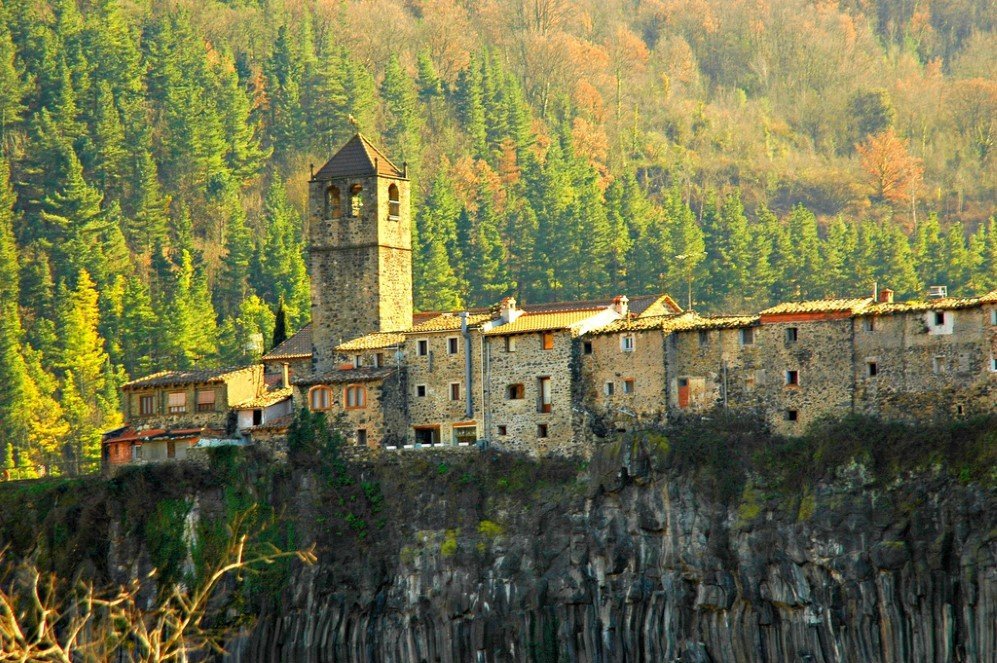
[226,448,995,663]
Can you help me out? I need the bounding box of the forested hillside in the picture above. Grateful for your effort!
[0,0,994,473]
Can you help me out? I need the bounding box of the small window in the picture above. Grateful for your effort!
[621,335,635,352]
[541,332,554,350]
[990,310,996,325]
[786,409,798,422]
[932,356,946,374]
[740,328,754,346]
[252,409,262,426]
[583,341,593,355]
[196,389,216,412]
[167,391,187,414]
[698,331,708,347]
[374,353,384,368]
[344,384,367,409]
[357,429,368,446]
[785,327,798,343]
[449,383,461,401]
[325,185,341,219]
[537,424,548,438]
[623,378,635,394]
[139,394,155,416]
[538,376,552,413]
[167,440,176,459]
[309,386,332,411]
[604,382,615,396]
[387,183,400,219]
[506,384,525,400]
[353,355,362,368]
[990,357,997,372]
[415,384,427,397]
[933,311,945,326]
[448,337,459,354]
[349,183,363,217]
[785,370,799,386]
[497,425,507,436]
[505,336,517,352]
[417,339,429,356]
[956,404,965,416]
[867,361,878,377]
[863,317,875,332]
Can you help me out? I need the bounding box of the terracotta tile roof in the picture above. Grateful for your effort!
[262,323,313,361]
[586,312,694,335]
[760,298,873,316]
[483,310,607,336]
[669,315,761,331]
[294,366,397,386]
[102,426,223,445]
[122,365,257,389]
[859,290,997,316]
[336,331,406,352]
[233,387,293,410]
[407,312,495,334]
[313,134,405,180]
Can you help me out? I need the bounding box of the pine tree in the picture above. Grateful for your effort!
[466,187,510,305]
[215,187,254,320]
[875,224,922,296]
[218,294,275,365]
[264,25,305,161]
[784,205,823,298]
[0,16,29,147]
[344,56,377,134]
[414,168,464,310]
[168,250,218,368]
[416,48,443,103]
[55,270,119,467]
[119,276,160,377]
[913,214,947,291]
[88,82,128,202]
[942,225,972,295]
[272,298,287,349]
[302,40,350,155]
[454,54,486,158]
[702,191,754,308]
[381,54,422,173]
[662,187,705,308]
[250,178,310,327]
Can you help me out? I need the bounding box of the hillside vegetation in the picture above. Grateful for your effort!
[0,0,994,472]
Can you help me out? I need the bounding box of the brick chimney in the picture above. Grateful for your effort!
[878,288,894,304]
[500,297,523,323]
[281,362,290,389]
[612,295,629,316]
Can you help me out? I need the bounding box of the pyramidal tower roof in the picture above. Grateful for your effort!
[313,133,406,180]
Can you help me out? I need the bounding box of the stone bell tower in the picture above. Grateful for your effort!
[308,134,412,372]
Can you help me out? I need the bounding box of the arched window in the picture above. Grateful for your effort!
[309,386,333,411]
[325,185,341,219]
[388,183,400,219]
[349,184,363,217]
[344,384,367,409]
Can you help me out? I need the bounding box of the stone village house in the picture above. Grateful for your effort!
[105,134,997,465]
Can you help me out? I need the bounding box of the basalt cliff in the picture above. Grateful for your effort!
[1,418,994,662]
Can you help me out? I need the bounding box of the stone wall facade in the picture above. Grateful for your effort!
[853,306,995,419]
[123,366,263,432]
[294,369,408,449]
[580,329,668,434]
[484,330,581,456]
[404,331,484,445]
[666,324,762,418]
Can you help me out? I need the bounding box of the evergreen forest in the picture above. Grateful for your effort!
[0,0,994,473]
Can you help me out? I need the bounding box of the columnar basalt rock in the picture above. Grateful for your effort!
[224,446,996,663]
